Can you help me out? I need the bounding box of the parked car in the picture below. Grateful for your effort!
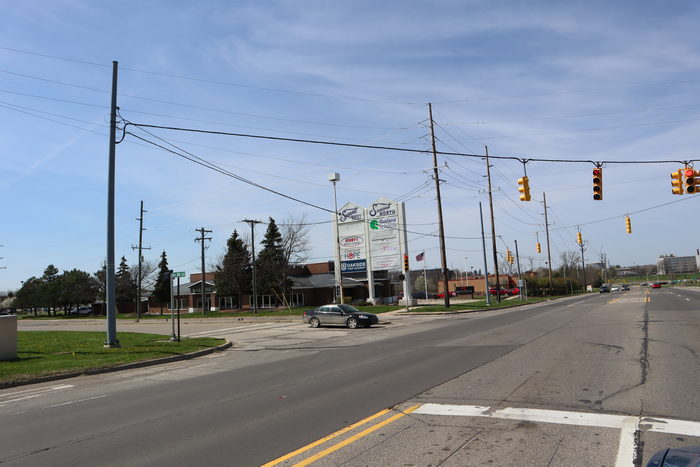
[303,304,378,329]
[507,288,520,296]
[68,306,92,316]
[488,288,508,296]
[599,285,610,293]
[651,283,662,289]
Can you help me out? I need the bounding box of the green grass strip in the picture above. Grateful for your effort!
[0,331,224,385]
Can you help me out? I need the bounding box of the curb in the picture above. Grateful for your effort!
[0,340,233,390]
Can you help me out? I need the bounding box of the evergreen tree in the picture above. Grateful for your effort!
[41,264,60,316]
[152,251,171,314]
[115,256,136,311]
[215,230,252,309]
[256,218,289,300]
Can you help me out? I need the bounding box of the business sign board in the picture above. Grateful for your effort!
[368,197,401,272]
[341,259,367,272]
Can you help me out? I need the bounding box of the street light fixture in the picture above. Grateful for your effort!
[329,172,344,304]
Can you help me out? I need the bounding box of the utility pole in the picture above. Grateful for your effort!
[580,236,587,291]
[514,239,524,300]
[195,228,212,316]
[479,202,491,305]
[242,219,263,314]
[542,192,553,293]
[105,61,119,348]
[131,201,150,322]
[485,146,501,302]
[428,103,450,307]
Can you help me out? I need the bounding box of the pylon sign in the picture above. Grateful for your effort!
[336,202,367,273]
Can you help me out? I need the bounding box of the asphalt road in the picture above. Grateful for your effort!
[2,287,699,466]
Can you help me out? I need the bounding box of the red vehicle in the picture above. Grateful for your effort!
[651,283,662,289]
[489,287,508,296]
[507,288,520,296]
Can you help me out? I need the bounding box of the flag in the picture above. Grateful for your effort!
[416,252,425,262]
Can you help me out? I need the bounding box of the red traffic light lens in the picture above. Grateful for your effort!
[593,169,601,176]
[685,168,695,177]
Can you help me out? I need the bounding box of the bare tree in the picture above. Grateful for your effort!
[559,251,580,277]
[280,214,311,266]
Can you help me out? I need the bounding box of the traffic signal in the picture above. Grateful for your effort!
[576,232,583,244]
[536,242,541,253]
[625,216,632,234]
[684,168,697,194]
[671,169,684,195]
[592,168,603,200]
[506,249,514,264]
[518,176,531,201]
[403,254,409,271]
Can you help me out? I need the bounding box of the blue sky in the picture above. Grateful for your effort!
[2,0,700,291]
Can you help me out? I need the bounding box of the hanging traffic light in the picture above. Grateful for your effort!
[684,168,697,194]
[625,216,632,234]
[593,168,603,200]
[576,232,583,244]
[671,169,684,195]
[518,176,531,201]
[403,254,409,271]
[505,249,514,264]
[536,242,541,253]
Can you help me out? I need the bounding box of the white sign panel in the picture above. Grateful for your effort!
[368,197,401,271]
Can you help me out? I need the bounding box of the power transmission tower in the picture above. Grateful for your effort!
[195,228,212,316]
[131,201,151,321]
[242,219,263,314]
[427,103,450,308]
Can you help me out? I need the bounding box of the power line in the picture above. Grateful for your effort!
[125,121,700,165]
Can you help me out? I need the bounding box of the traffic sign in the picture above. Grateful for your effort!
[172,271,186,278]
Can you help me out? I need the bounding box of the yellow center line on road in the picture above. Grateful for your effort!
[290,404,422,467]
[261,408,392,467]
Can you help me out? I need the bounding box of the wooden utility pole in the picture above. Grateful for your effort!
[242,219,263,314]
[131,201,150,321]
[485,146,501,302]
[105,61,119,348]
[428,103,450,308]
[195,228,212,316]
[543,192,553,292]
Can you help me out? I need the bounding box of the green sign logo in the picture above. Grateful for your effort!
[369,219,379,230]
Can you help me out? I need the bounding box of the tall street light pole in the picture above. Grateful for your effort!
[329,173,344,304]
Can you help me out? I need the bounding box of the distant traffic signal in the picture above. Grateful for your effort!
[403,254,409,271]
[536,242,541,253]
[671,169,684,195]
[518,176,531,201]
[506,249,514,264]
[625,216,632,234]
[684,168,697,194]
[593,168,603,200]
[576,232,583,244]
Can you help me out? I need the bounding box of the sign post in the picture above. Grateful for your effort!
[173,272,185,341]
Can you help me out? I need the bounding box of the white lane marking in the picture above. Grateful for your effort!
[47,394,109,408]
[184,323,288,337]
[414,404,700,467]
[0,384,74,406]
[615,417,640,467]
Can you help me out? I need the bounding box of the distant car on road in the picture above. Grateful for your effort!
[651,283,662,289]
[599,285,610,293]
[68,306,92,316]
[303,304,378,329]
[621,284,630,291]
[611,285,620,292]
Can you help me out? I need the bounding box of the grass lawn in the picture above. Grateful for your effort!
[0,331,224,386]
[402,295,566,313]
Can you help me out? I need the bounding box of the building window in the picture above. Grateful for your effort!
[219,296,235,310]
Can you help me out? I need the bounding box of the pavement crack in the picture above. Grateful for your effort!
[435,428,485,466]
[546,437,564,467]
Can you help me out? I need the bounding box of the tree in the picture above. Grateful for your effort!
[14,276,42,315]
[41,264,60,316]
[115,256,136,312]
[558,251,580,278]
[151,251,171,315]
[58,269,99,310]
[215,230,252,309]
[256,218,288,301]
[280,214,311,266]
